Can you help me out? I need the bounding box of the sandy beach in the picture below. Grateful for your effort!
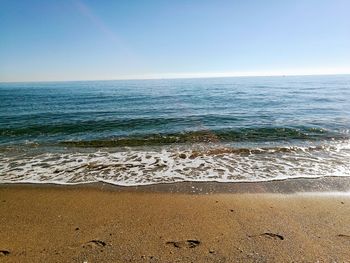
[1,180,350,262]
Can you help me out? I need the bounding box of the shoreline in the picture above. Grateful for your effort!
[1,178,350,262]
[2,176,350,194]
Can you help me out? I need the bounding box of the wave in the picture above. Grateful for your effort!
[1,126,344,146]
[58,127,343,147]
[1,141,350,186]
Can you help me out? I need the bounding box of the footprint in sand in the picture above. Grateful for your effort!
[249,232,284,240]
[166,239,201,248]
[0,250,10,256]
[82,240,107,249]
[337,234,350,239]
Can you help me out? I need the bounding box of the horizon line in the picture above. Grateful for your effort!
[1,71,350,84]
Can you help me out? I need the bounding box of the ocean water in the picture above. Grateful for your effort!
[1,75,350,185]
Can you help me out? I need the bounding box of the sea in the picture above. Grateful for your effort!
[1,75,350,186]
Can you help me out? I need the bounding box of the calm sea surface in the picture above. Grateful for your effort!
[1,75,350,185]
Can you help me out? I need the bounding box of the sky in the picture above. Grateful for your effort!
[1,0,350,82]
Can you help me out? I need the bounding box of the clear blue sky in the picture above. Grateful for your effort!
[1,0,350,82]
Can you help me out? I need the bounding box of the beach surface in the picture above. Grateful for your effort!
[1,181,350,262]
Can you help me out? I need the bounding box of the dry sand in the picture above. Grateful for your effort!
[1,183,350,262]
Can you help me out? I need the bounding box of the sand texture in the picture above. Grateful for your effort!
[1,184,350,262]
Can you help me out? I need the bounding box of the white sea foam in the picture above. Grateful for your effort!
[1,142,350,186]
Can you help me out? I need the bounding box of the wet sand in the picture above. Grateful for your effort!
[1,181,350,262]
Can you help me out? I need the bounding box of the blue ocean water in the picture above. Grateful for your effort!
[1,75,350,185]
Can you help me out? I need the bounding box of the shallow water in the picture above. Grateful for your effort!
[1,75,350,185]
